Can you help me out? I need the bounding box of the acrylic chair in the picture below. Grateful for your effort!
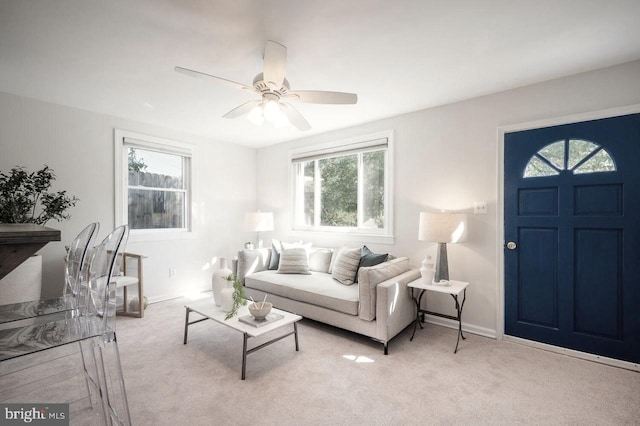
[0,225,131,425]
[0,222,99,324]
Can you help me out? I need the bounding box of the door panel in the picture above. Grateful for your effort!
[518,227,558,327]
[504,113,640,363]
[519,187,558,215]
[574,228,622,339]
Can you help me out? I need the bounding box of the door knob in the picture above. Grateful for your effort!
[506,241,517,250]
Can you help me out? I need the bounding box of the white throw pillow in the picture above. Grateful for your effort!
[331,247,361,285]
[308,248,333,273]
[277,247,311,274]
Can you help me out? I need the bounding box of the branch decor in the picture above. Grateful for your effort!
[224,274,247,320]
[0,165,78,225]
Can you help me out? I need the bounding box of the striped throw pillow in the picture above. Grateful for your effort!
[331,247,361,285]
[277,247,311,274]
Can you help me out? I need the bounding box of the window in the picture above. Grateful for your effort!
[115,130,194,237]
[291,133,392,237]
[523,139,616,178]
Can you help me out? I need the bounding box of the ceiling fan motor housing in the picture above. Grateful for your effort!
[252,73,290,98]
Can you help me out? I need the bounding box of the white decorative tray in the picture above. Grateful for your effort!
[238,313,284,328]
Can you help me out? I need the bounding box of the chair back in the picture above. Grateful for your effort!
[86,225,129,333]
[63,222,99,308]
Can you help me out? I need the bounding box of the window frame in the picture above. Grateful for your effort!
[114,129,197,241]
[289,130,394,244]
[523,138,616,178]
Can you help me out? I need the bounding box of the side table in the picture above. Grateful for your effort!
[408,279,470,353]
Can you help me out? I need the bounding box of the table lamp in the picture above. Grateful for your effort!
[418,212,467,284]
[244,211,274,248]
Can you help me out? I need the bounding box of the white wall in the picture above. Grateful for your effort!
[0,92,257,301]
[256,60,640,336]
[2,60,639,328]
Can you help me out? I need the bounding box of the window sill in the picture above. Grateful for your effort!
[128,229,197,243]
[288,229,395,246]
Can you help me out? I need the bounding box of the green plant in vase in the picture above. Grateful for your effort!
[224,274,247,320]
[0,165,78,224]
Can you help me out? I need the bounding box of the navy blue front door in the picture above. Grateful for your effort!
[504,113,640,363]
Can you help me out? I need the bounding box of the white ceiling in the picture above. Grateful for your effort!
[1,0,639,148]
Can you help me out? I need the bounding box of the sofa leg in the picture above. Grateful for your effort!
[383,342,388,355]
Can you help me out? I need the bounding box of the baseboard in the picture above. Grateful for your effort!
[423,314,497,339]
[503,335,640,372]
[148,288,211,304]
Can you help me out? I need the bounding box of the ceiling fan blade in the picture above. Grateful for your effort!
[175,66,254,92]
[223,100,261,119]
[263,40,287,89]
[286,90,357,104]
[280,103,311,131]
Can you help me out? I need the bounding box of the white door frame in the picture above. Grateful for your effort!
[495,103,640,370]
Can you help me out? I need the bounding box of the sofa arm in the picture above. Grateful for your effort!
[235,249,271,283]
[358,257,411,321]
[375,268,421,342]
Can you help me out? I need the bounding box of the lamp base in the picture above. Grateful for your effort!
[434,242,449,284]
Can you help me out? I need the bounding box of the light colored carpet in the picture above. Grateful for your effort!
[115,295,639,426]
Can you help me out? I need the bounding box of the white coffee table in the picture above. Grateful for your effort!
[183,298,302,379]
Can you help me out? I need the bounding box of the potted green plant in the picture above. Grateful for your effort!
[0,165,79,299]
[0,165,78,225]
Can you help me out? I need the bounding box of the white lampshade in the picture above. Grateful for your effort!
[244,211,274,232]
[418,212,467,243]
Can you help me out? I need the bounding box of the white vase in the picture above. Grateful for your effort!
[0,254,42,304]
[419,255,435,285]
[220,287,235,312]
[211,258,232,306]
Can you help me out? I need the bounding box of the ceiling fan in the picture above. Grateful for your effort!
[175,40,357,131]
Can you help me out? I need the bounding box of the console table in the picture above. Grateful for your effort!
[408,279,470,353]
[0,224,61,280]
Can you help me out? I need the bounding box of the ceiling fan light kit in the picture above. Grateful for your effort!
[247,95,290,128]
[176,40,357,131]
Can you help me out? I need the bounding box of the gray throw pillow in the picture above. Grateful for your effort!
[331,247,361,285]
[356,246,388,283]
[277,247,311,274]
[268,239,281,270]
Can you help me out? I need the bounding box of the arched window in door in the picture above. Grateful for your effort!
[523,139,616,178]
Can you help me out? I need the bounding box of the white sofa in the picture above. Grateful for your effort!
[234,247,420,354]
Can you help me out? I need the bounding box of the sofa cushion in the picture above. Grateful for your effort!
[309,248,333,273]
[277,248,311,274]
[245,270,359,316]
[331,247,361,285]
[358,257,411,321]
[236,248,271,282]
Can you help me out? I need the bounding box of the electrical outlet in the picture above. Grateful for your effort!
[169,268,176,278]
[474,201,487,215]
